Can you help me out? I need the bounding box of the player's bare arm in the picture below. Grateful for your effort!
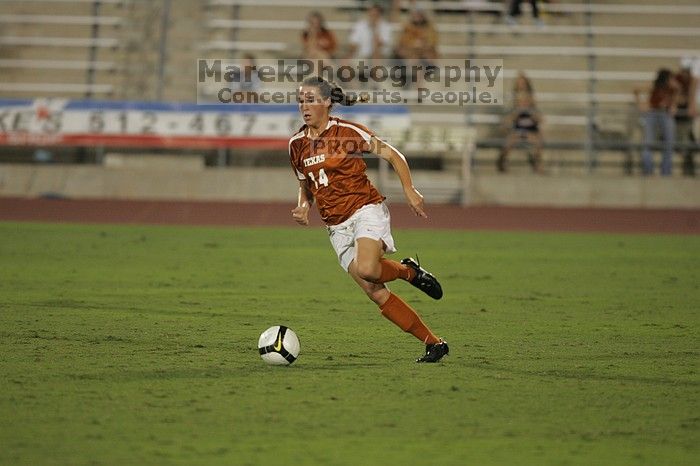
[291,180,313,225]
[370,136,427,218]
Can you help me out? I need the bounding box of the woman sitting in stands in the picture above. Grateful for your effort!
[394,8,439,88]
[301,11,338,60]
[395,8,438,63]
[634,68,679,176]
[497,72,544,173]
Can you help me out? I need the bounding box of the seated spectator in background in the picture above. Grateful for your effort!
[301,11,337,60]
[506,0,544,27]
[394,8,438,88]
[498,73,544,173]
[634,68,679,176]
[675,59,697,176]
[347,3,393,60]
[395,8,438,63]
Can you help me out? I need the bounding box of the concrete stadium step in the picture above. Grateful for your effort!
[0,1,126,16]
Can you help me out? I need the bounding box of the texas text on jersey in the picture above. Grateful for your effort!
[289,116,384,225]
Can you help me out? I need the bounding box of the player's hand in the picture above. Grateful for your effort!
[291,202,310,226]
[404,187,427,219]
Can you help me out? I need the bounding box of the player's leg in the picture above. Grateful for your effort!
[353,237,412,284]
[498,131,517,172]
[355,236,443,300]
[347,257,390,305]
[526,131,544,172]
[660,113,675,176]
[345,206,448,362]
[348,258,443,349]
[641,112,656,175]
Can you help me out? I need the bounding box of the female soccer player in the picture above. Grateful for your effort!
[289,76,448,363]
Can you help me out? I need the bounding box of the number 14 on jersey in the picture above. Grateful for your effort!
[307,169,328,189]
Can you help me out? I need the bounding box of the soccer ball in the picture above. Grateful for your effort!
[258,325,300,366]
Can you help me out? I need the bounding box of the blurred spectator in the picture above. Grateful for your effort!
[394,8,438,88]
[301,11,337,60]
[675,60,697,176]
[347,3,393,60]
[395,8,438,63]
[506,0,544,27]
[634,68,679,176]
[497,72,544,173]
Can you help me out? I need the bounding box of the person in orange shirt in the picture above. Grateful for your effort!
[394,8,439,88]
[289,76,449,363]
[395,8,438,64]
[301,11,337,60]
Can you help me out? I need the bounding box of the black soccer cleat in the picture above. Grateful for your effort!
[416,340,449,363]
[401,257,443,300]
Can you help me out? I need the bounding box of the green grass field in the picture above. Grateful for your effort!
[0,222,698,465]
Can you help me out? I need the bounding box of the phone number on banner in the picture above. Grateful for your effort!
[0,100,410,150]
[0,100,304,149]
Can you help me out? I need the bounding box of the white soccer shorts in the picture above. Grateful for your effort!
[327,202,397,272]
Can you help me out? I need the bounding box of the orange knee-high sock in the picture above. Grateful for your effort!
[379,293,440,345]
[378,258,416,283]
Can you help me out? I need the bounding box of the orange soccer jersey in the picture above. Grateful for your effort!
[289,117,384,225]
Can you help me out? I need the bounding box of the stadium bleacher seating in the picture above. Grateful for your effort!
[0,0,698,175]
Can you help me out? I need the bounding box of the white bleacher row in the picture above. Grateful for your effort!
[410,111,586,127]
[207,0,700,16]
[0,59,117,71]
[5,0,125,3]
[441,45,697,59]
[207,18,700,38]
[0,36,119,48]
[0,14,123,26]
[200,38,696,61]
[501,69,652,82]
[201,41,288,53]
[0,83,113,95]
[203,18,699,60]
[513,2,700,15]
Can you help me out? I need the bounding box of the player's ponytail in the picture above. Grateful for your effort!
[301,76,369,107]
[330,84,370,106]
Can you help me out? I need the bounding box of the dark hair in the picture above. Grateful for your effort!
[301,76,367,107]
[653,68,673,90]
[411,9,429,26]
[307,11,327,30]
[515,72,534,94]
[369,2,384,15]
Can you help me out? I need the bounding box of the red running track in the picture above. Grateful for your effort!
[1,197,698,234]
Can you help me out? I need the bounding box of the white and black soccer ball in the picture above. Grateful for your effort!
[258,325,300,366]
